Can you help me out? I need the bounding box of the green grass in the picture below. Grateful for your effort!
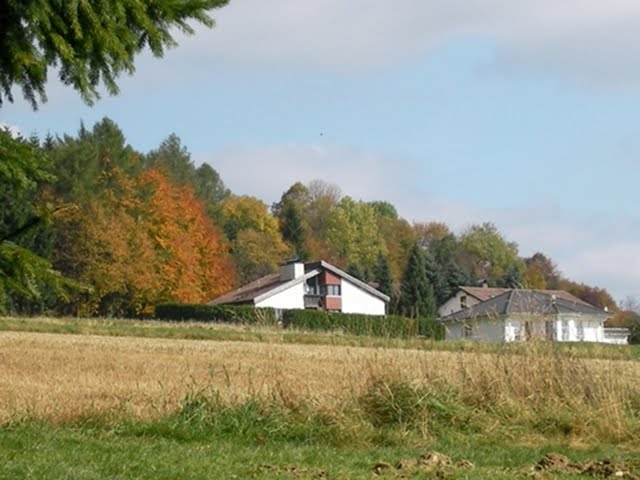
[1,399,637,480]
[1,315,639,361]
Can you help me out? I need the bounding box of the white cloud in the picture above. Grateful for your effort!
[197,142,422,205]
[177,0,640,88]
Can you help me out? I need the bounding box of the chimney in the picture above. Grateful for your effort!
[280,261,305,281]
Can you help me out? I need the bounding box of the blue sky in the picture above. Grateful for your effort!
[3,0,640,304]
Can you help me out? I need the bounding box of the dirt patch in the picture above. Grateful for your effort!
[373,451,474,477]
[257,464,328,478]
[534,453,640,479]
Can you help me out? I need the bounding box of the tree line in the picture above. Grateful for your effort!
[0,118,618,318]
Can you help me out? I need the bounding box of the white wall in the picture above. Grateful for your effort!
[438,291,482,317]
[443,319,505,342]
[341,280,386,316]
[445,314,606,343]
[256,282,305,310]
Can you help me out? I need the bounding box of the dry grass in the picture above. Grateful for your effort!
[1,331,639,442]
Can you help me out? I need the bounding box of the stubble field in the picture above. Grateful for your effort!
[1,318,639,479]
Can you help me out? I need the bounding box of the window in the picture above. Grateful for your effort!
[545,321,555,341]
[305,278,319,295]
[561,319,569,341]
[513,324,522,341]
[576,321,584,341]
[460,295,468,310]
[320,285,341,296]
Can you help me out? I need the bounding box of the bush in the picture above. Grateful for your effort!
[154,303,277,326]
[282,309,443,340]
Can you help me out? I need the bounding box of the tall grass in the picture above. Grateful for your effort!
[2,331,637,445]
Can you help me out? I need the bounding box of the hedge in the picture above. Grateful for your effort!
[282,309,444,340]
[154,303,278,326]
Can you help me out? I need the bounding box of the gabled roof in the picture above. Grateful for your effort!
[439,289,610,322]
[305,260,390,302]
[210,260,390,305]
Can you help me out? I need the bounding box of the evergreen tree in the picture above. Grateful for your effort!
[500,262,524,288]
[280,202,308,261]
[0,0,229,108]
[398,244,436,318]
[346,264,366,282]
[373,251,393,298]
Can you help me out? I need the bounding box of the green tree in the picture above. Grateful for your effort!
[373,251,393,298]
[459,222,521,286]
[0,0,229,108]
[144,134,196,187]
[48,118,140,203]
[0,130,78,313]
[325,196,386,275]
[194,163,231,222]
[397,244,436,318]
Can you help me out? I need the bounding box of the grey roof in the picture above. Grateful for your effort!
[458,286,593,307]
[439,289,610,322]
[210,260,390,305]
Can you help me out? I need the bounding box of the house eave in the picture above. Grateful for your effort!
[318,260,391,303]
[253,269,322,304]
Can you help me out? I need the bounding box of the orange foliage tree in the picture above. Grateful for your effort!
[140,169,235,303]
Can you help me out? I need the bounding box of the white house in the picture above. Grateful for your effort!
[438,288,614,343]
[211,260,389,316]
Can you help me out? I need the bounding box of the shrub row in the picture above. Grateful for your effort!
[281,309,444,340]
[154,303,444,340]
[154,303,278,326]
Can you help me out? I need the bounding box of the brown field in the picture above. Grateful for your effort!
[2,330,639,441]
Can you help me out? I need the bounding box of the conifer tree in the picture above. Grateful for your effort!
[0,0,229,108]
[398,243,436,318]
[374,251,393,298]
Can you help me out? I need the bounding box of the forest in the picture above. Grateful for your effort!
[0,118,619,319]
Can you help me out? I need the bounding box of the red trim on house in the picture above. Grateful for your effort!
[320,271,341,286]
[323,296,342,311]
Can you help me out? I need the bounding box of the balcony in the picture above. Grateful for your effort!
[304,294,322,309]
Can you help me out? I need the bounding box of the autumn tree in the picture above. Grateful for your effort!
[1,0,229,108]
[140,169,235,303]
[53,165,160,316]
[304,180,341,260]
[220,195,290,284]
[376,216,415,282]
[523,252,561,289]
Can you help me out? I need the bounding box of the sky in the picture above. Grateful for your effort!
[3,0,640,304]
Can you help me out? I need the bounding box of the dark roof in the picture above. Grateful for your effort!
[458,286,592,306]
[210,260,390,305]
[209,273,285,305]
[439,289,610,322]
